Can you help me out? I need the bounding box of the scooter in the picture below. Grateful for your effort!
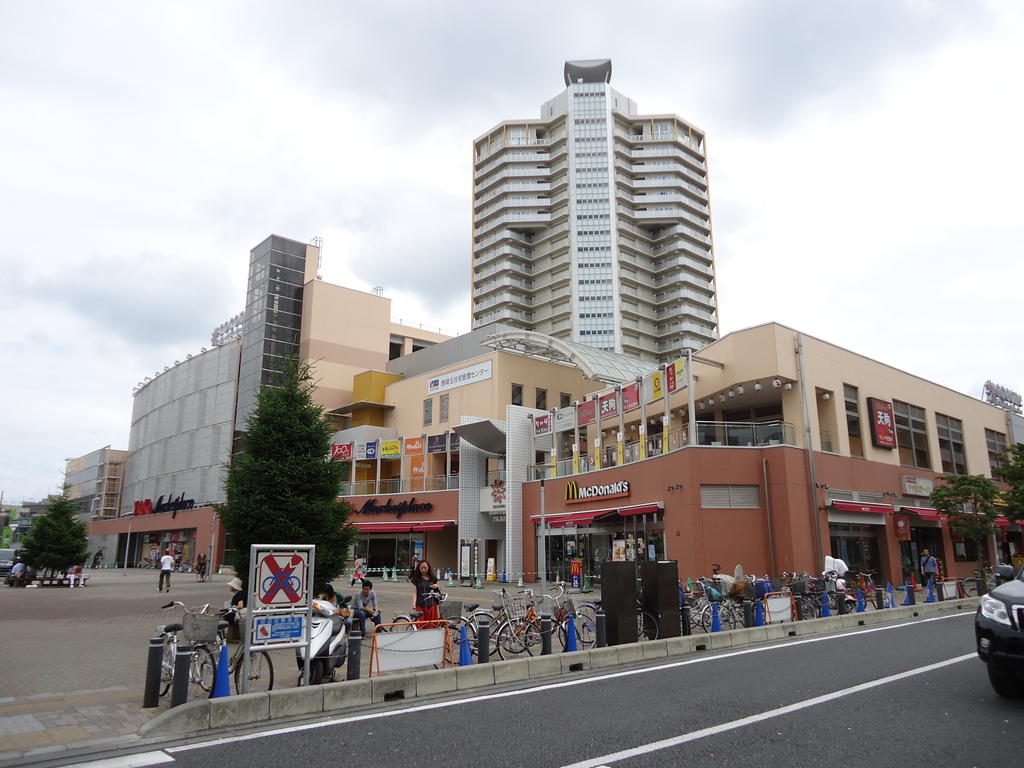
[296,596,352,685]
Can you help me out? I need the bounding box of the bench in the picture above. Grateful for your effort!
[7,574,92,588]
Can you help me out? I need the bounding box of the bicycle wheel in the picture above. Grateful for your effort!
[190,646,217,698]
[797,597,818,621]
[451,616,477,654]
[391,616,416,631]
[961,578,979,598]
[159,640,175,697]
[469,610,499,657]
[637,611,659,641]
[496,619,529,659]
[234,650,275,694]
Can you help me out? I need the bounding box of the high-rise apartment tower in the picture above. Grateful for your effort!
[471,59,718,362]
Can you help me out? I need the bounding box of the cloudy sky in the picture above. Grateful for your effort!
[2,1,1022,503]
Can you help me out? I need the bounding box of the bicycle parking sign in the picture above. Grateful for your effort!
[255,551,310,607]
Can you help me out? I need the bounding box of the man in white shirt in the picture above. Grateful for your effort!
[159,549,174,592]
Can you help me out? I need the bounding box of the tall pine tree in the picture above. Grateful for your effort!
[20,491,89,578]
[218,357,354,586]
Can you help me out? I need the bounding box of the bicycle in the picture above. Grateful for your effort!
[391,593,480,653]
[157,601,221,699]
[211,607,276,694]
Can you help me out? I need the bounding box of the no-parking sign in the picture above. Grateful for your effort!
[254,551,311,608]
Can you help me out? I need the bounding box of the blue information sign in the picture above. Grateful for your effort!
[253,615,306,644]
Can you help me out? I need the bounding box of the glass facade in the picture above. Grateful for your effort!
[570,82,616,351]
[235,236,308,433]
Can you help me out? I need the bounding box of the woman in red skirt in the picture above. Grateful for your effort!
[410,560,441,625]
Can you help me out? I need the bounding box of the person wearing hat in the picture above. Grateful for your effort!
[158,548,175,592]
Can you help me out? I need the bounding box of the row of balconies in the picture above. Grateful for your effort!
[615,156,707,189]
[621,143,707,172]
[474,165,558,195]
[612,127,705,157]
[474,133,568,161]
[474,180,556,208]
[616,189,710,223]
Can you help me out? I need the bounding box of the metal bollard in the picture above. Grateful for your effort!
[836,591,848,615]
[680,603,692,636]
[143,637,164,708]
[477,618,490,664]
[595,610,608,647]
[347,631,362,681]
[170,643,192,708]
[743,599,754,628]
[905,581,916,605]
[874,588,885,610]
[540,613,552,656]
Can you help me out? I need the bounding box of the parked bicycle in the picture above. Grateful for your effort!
[157,601,221,699]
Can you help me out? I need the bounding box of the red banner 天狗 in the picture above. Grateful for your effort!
[599,392,618,420]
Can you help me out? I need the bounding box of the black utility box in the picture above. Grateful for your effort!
[600,561,638,645]
[640,560,681,638]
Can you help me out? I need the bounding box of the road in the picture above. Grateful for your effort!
[86,610,1022,768]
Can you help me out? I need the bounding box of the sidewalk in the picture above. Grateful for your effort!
[0,568,595,765]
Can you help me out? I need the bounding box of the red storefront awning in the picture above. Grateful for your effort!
[995,516,1011,528]
[531,508,617,527]
[619,503,663,517]
[354,520,455,533]
[899,506,947,522]
[831,500,893,515]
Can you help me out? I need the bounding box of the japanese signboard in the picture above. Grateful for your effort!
[252,615,306,644]
[427,434,449,454]
[622,382,641,412]
[902,475,934,497]
[330,443,352,461]
[381,440,401,457]
[645,370,664,403]
[666,358,687,393]
[534,413,552,436]
[599,392,618,420]
[867,397,896,449]
[554,406,576,432]
[427,360,493,395]
[404,437,424,456]
[578,399,597,426]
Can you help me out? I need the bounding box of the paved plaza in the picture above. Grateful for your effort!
[0,566,583,764]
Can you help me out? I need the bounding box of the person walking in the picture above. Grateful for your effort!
[410,560,441,624]
[350,555,366,587]
[195,552,207,582]
[158,549,174,592]
[919,548,939,587]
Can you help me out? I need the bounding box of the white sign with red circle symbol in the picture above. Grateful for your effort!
[255,552,309,608]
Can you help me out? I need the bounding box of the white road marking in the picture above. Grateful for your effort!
[168,610,974,754]
[559,653,976,768]
[63,752,175,768]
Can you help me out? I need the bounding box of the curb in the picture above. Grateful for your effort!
[139,597,977,737]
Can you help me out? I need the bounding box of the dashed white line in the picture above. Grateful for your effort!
[63,752,175,768]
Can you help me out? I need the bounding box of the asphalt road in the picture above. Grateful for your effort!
[138,610,1023,768]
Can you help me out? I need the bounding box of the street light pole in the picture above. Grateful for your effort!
[122,514,133,576]
[539,478,547,601]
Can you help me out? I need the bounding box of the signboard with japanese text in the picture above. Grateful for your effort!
[666,358,687,393]
[331,443,352,461]
[599,392,618,420]
[901,475,934,497]
[554,406,576,432]
[534,413,552,436]
[364,441,378,460]
[448,432,460,451]
[427,360,493,395]
[427,434,449,454]
[867,397,896,449]
[622,382,641,412]
[381,440,401,457]
[252,615,306,645]
[894,515,911,541]
[578,399,597,426]
[645,371,664,403]
[404,437,424,456]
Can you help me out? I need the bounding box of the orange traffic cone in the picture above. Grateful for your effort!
[910,571,919,592]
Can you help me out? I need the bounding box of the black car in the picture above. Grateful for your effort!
[975,563,1024,698]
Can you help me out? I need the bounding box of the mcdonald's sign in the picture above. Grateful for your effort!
[564,479,630,504]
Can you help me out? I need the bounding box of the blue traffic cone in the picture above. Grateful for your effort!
[565,617,578,652]
[856,589,865,613]
[886,583,896,608]
[925,579,937,603]
[458,624,472,666]
[820,592,831,617]
[754,599,765,627]
[212,643,230,698]
[711,603,722,632]
[902,583,912,606]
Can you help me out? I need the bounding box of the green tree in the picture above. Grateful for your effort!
[217,357,354,587]
[998,444,1024,523]
[930,474,1000,566]
[19,491,89,578]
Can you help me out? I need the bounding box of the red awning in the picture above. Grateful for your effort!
[899,506,947,522]
[531,508,617,527]
[354,520,455,534]
[995,516,1011,528]
[831,500,893,515]
[619,503,663,517]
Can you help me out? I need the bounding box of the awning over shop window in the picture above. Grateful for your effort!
[830,500,893,515]
[530,503,663,527]
[353,520,456,534]
[619,503,663,517]
[898,506,947,522]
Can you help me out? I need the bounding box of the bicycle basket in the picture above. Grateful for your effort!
[506,596,530,620]
[557,596,576,617]
[182,613,221,645]
[439,600,463,620]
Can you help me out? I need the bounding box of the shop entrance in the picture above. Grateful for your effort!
[541,512,665,585]
[829,524,882,580]
[356,535,423,575]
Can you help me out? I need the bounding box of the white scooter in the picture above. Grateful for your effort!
[296,595,352,685]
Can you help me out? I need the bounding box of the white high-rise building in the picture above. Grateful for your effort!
[471,59,718,362]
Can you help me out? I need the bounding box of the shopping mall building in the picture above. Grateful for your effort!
[90,252,1022,586]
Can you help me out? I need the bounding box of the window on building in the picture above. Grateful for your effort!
[423,398,433,426]
[439,394,449,424]
[954,538,979,562]
[893,400,931,470]
[512,383,523,406]
[936,413,967,474]
[560,392,572,409]
[844,384,863,458]
[535,388,547,410]
[986,429,1007,480]
[700,485,760,509]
